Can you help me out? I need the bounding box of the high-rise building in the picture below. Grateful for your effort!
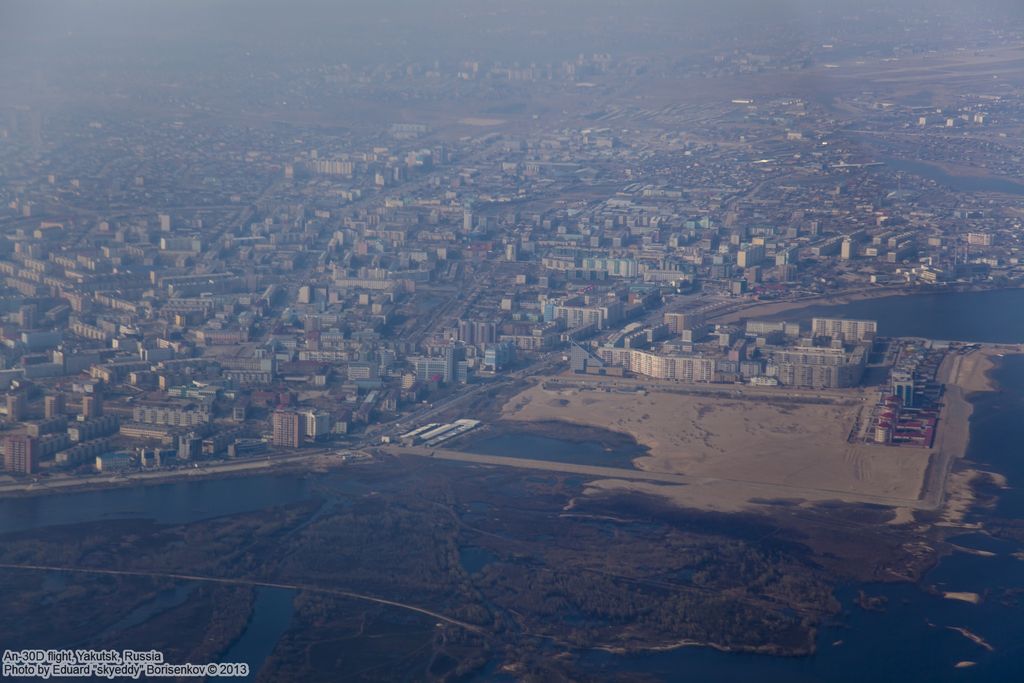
[483,342,516,372]
[892,371,916,408]
[457,319,473,345]
[811,318,878,342]
[44,393,65,419]
[177,433,202,460]
[272,410,302,448]
[477,322,497,345]
[3,434,35,474]
[412,345,468,385]
[82,394,103,420]
[18,304,36,330]
[766,345,867,388]
[737,244,765,268]
[664,312,702,335]
[840,239,854,261]
[443,344,466,384]
[569,342,603,374]
[745,320,800,338]
[596,347,716,382]
[302,411,332,440]
[6,393,26,423]
[413,357,448,383]
[547,296,624,331]
[457,320,496,346]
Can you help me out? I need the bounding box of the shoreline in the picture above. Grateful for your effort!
[487,341,1013,521]
[708,287,911,324]
[708,283,1024,326]
[0,450,349,499]
[498,375,934,512]
[2,346,1007,511]
[452,418,648,450]
[930,346,1015,527]
[0,337,1015,512]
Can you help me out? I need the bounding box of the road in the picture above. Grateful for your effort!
[0,563,486,635]
[404,261,497,349]
[0,450,344,495]
[366,350,565,440]
[383,445,938,509]
[538,373,863,404]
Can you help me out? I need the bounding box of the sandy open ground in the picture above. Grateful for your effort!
[498,381,930,512]
[486,347,1008,514]
[950,348,998,393]
[929,347,1009,526]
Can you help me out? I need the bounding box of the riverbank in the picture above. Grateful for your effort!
[708,287,911,324]
[0,450,352,499]
[933,347,1012,526]
[483,343,1009,523]
[496,377,933,513]
[709,284,1024,327]
[952,347,1000,393]
[450,418,648,458]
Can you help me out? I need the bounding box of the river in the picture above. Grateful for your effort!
[771,288,1024,344]
[0,474,315,678]
[884,158,1024,196]
[578,353,1024,682]
[573,289,1024,681]
[3,290,1024,681]
[0,473,314,535]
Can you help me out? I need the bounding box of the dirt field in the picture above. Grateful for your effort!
[498,381,933,512]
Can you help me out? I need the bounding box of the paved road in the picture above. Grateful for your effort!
[367,351,564,440]
[0,450,342,495]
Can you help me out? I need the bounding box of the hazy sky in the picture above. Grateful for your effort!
[1,0,1021,90]
[3,0,1020,61]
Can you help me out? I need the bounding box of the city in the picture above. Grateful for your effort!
[2,1,1024,681]
[4,50,1024,487]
